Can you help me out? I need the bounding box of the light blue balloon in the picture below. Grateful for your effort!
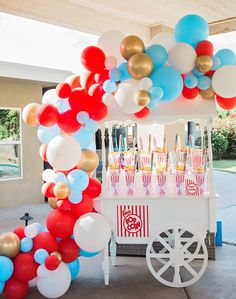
[53,172,68,184]
[212,55,221,70]
[80,249,99,257]
[20,237,33,252]
[67,169,89,192]
[197,76,211,90]
[68,191,83,204]
[72,127,93,149]
[37,125,60,144]
[0,256,13,282]
[86,119,99,133]
[215,49,236,66]
[175,14,209,47]
[145,45,167,67]
[109,68,121,82]
[149,86,164,100]
[103,80,116,94]
[184,73,198,88]
[76,111,90,124]
[0,281,5,294]
[67,259,80,281]
[118,62,131,81]
[34,249,49,265]
[150,66,183,102]
[148,98,159,110]
[56,100,70,113]
[192,67,205,77]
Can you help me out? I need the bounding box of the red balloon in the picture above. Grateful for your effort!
[134,107,150,119]
[32,232,59,253]
[80,72,96,90]
[13,253,38,282]
[39,144,48,162]
[68,88,90,112]
[45,255,60,271]
[66,75,81,90]
[88,84,105,100]
[94,70,109,85]
[56,82,72,99]
[58,110,81,133]
[46,209,77,239]
[196,40,214,56]
[182,86,199,99]
[89,102,108,121]
[13,226,25,240]
[71,194,93,218]
[36,104,59,127]
[57,198,71,211]
[81,46,105,73]
[58,238,80,263]
[216,95,236,110]
[83,177,101,199]
[42,182,55,198]
[3,277,28,299]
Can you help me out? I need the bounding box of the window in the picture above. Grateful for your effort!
[0,108,22,180]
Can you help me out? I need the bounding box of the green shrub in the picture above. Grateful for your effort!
[211,130,228,160]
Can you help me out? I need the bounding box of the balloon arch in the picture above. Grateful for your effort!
[1,14,236,299]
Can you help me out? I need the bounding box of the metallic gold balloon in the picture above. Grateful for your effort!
[134,90,150,106]
[22,103,40,126]
[120,35,145,60]
[51,251,62,263]
[77,149,99,173]
[53,182,70,199]
[199,86,215,99]
[128,53,153,80]
[48,197,57,209]
[196,55,213,73]
[0,232,20,258]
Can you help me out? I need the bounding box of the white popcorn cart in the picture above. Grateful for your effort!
[99,96,217,288]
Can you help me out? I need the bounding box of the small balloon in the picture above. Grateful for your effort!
[105,56,117,70]
[120,35,145,60]
[0,256,14,282]
[53,182,70,199]
[128,53,153,80]
[199,86,215,99]
[197,76,212,90]
[134,90,150,106]
[139,77,153,91]
[145,44,167,68]
[77,149,99,173]
[22,103,40,126]
[0,232,20,258]
[48,197,58,209]
[196,55,213,73]
[51,251,63,263]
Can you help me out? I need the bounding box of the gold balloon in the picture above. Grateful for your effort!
[77,149,99,173]
[53,182,70,199]
[51,251,62,263]
[196,55,213,73]
[48,197,57,209]
[120,35,145,60]
[199,86,215,99]
[0,232,20,258]
[22,103,40,126]
[128,53,153,80]
[134,90,150,106]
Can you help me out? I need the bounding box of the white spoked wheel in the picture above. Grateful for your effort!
[146,226,208,288]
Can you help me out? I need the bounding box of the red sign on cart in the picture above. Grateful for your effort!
[116,205,149,237]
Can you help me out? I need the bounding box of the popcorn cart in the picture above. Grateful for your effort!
[99,97,217,288]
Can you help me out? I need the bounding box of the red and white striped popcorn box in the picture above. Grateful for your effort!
[157,173,167,196]
[142,171,152,196]
[175,172,185,195]
[195,173,205,194]
[109,170,120,195]
[185,178,203,196]
[125,171,135,195]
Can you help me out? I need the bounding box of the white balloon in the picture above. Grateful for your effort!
[168,43,196,74]
[29,278,37,288]
[115,78,143,114]
[105,56,117,70]
[150,32,175,51]
[24,223,39,239]
[102,93,115,106]
[42,89,60,105]
[212,65,236,98]
[97,30,125,63]
[37,265,51,278]
[46,135,81,171]
[73,212,111,252]
[42,169,55,182]
[37,262,71,298]
[139,77,153,91]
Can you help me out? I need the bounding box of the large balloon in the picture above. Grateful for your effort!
[3,277,29,299]
[128,53,153,80]
[216,95,236,110]
[77,149,99,173]
[0,232,20,258]
[212,65,236,98]
[81,46,105,73]
[37,262,71,299]
[175,14,209,47]
[58,238,80,263]
[215,49,236,66]
[67,169,89,192]
[58,110,81,133]
[115,78,143,113]
[42,89,59,105]
[97,30,125,63]
[36,104,59,127]
[13,253,38,282]
[22,103,40,126]
[71,194,94,218]
[120,35,144,60]
[150,66,183,102]
[84,177,102,198]
[145,45,167,68]
[73,212,111,252]
[0,256,13,282]
[32,232,59,253]
[67,258,80,281]
[46,135,81,171]
[37,125,60,144]
[168,43,197,74]
[150,32,175,51]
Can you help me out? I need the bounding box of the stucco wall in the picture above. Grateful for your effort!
[0,79,44,208]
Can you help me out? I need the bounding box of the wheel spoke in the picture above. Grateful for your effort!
[174,227,180,250]
[156,235,173,252]
[149,253,171,259]
[156,260,172,277]
[173,265,181,284]
[181,236,197,253]
[183,254,206,259]
[182,261,198,278]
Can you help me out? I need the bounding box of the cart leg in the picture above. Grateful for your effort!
[103,244,110,285]
[110,231,117,266]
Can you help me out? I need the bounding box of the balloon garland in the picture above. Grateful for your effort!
[1,14,236,299]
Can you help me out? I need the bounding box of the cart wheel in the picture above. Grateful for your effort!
[146,226,208,288]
